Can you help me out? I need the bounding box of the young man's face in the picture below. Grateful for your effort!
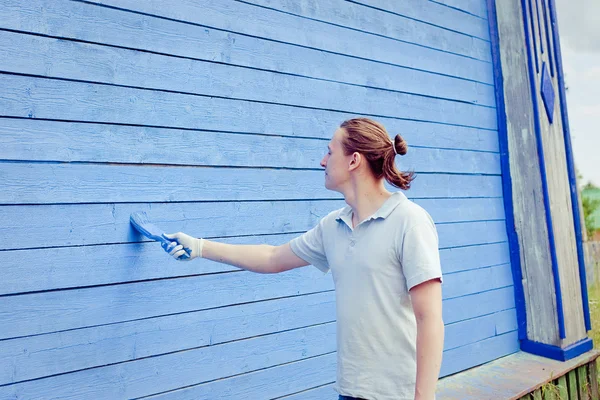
[320,129,352,192]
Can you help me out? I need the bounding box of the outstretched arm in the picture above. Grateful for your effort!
[163,232,309,274]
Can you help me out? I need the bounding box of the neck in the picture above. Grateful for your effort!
[342,178,391,226]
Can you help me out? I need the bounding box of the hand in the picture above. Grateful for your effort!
[162,232,204,261]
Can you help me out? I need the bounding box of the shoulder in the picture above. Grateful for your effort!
[389,197,435,231]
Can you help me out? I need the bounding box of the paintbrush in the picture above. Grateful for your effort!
[130,211,191,259]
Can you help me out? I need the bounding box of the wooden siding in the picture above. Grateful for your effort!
[0,0,518,397]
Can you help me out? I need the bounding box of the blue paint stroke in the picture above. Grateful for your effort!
[130,212,190,259]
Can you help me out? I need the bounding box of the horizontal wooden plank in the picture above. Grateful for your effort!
[0,219,507,295]
[0,323,336,399]
[236,0,492,61]
[142,353,337,400]
[440,330,520,377]
[437,220,508,249]
[0,257,513,342]
[0,234,297,295]
[440,242,510,274]
[0,163,503,204]
[0,292,335,385]
[0,228,508,296]
[444,309,517,350]
[433,0,489,19]
[442,263,513,299]
[0,26,495,108]
[349,0,490,39]
[0,116,499,153]
[443,286,516,324]
[0,120,500,174]
[0,274,517,387]
[0,75,497,131]
[0,197,505,251]
[277,384,336,400]
[0,268,333,341]
[0,3,496,105]
[84,0,494,83]
[0,200,335,251]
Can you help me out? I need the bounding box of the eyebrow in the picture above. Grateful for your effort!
[327,145,332,152]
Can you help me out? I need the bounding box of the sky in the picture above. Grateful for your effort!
[554,0,600,186]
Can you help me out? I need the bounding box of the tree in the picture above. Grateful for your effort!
[582,184,600,239]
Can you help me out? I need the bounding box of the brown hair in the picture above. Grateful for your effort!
[339,118,414,190]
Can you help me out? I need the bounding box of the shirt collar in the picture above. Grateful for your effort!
[335,192,407,227]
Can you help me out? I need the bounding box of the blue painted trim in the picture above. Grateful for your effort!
[521,0,566,339]
[526,0,539,73]
[486,0,528,340]
[548,0,592,332]
[521,338,594,361]
[540,0,555,77]
[534,0,544,54]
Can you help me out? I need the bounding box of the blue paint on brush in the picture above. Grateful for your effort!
[130,212,190,259]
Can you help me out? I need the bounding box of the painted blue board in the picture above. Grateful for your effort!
[0,238,509,296]
[237,0,492,61]
[0,0,494,84]
[0,197,505,251]
[0,74,498,130]
[441,242,510,274]
[0,292,336,385]
[0,163,504,204]
[279,384,336,400]
[0,268,334,341]
[0,270,512,343]
[444,309,518,350]
[0,293,512,386]
[349,0,491,40]
[432,0,489,19]
[96,0,495,84]
[0,2,495,99]
[442,263,514,299]
[0,218,508,296]
[0,323,337,399]
[443,286,516,324]
[0,120,501,174]
[139,353,337,400]
[440,331,520,377]
[0,300,515,391]
[0,31,497,120]
[0,16,493,105]
[0,117,499,153]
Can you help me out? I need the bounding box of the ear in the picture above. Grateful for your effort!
[348,152,361,171]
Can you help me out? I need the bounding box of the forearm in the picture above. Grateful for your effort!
[202,240,279,274]
[414,316,444,400]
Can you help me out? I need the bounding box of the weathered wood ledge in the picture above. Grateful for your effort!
[437,350,600,399]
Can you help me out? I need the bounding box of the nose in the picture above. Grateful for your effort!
[320,155,327,168]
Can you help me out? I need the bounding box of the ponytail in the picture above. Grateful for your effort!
[340,118,415,190]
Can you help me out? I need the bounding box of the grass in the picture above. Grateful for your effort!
[589,282,600,350]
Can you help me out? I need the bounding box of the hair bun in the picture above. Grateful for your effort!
[394,134,408,156]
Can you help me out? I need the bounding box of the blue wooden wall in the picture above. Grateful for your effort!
[0,0,519,398]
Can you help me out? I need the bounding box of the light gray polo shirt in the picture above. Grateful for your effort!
[290,192,442,400]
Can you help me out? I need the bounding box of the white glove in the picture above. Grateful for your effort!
[162,232,204,261]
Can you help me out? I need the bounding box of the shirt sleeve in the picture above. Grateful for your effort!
[289,219,330,273]
[400,218,443,291]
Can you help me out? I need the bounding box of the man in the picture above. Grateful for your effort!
[164,118,444,400]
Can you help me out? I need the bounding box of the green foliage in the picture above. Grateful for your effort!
[582,187,600,239]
